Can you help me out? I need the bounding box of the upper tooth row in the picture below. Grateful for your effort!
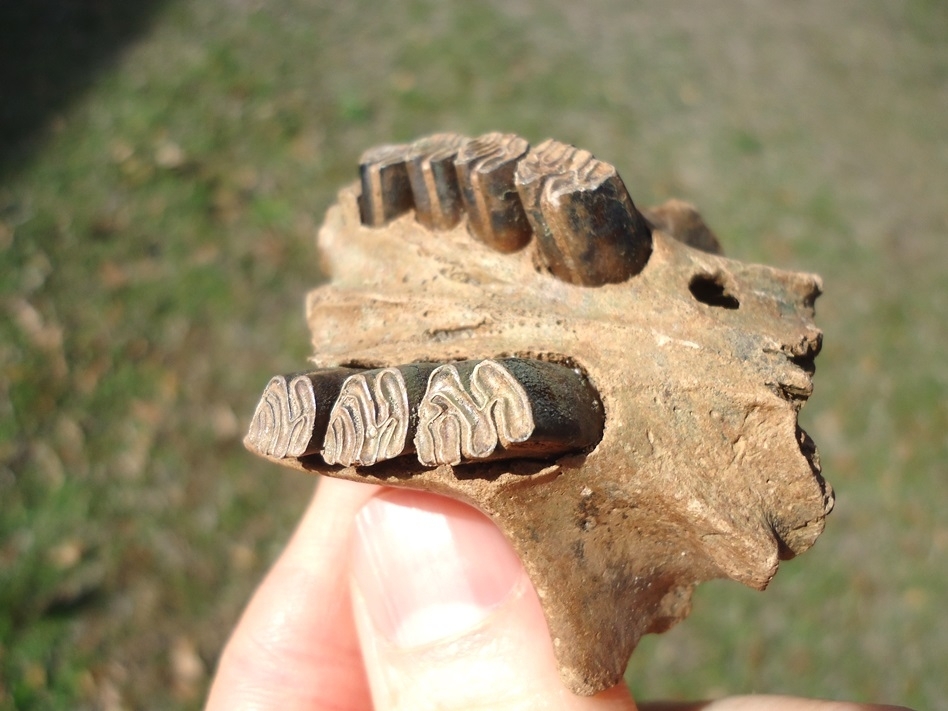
[357,132,654,287]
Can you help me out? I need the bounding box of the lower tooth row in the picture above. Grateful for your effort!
[245,358,604,468]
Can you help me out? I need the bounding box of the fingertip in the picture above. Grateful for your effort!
[351,490,523,648]
[350,490,637,711]
[639,697,916,711]
[206,477,379,711]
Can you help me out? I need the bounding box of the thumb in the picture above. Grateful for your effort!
[350,489,637,711]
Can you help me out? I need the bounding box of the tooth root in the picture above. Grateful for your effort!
[515,139,653,286]
[358,143,414,226]
[406,133,469,231]
[643,199,723,255]
[414,358,604,467]
[244,368,360,460]
[454,132,533,253]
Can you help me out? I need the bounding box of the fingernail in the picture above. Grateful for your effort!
[351,491,523,648]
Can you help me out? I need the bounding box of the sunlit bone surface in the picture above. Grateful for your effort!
[245,132,834,696]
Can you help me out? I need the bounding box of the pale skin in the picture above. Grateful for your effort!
[205,477,910,711]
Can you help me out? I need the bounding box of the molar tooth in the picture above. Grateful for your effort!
[244,368,360,460]
[322,363,437,467]
[414,358,604,466]
[248,359,605,469]
[454,132,533,253]
[358,143,414,226]
[515,139,653,286]
[406,133,469,231]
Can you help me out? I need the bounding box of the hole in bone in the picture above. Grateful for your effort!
[688,273,740,309]
[789,353,817,376]
[788,332,821,376]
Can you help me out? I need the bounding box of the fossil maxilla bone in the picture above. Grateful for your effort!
[245,132,834,696]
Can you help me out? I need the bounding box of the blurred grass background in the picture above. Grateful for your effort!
[1,0,946,708]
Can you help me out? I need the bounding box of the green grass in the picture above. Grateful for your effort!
[2,0,946,708]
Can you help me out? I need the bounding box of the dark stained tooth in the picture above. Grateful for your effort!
[454,132,533,253]
[322,363,438,467]
[358,143,414,226]
[244,368,360,460]
[514,139,653,286]
[415,358,604,467]
[247,359,605,470]
[643,199,723,255]
[406,133,469,231]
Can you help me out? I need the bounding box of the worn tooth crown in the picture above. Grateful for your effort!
[415,360,535,466]
[406,133,468,231]
[322,368,411,467]
[358,143,414,226]
[245,374,316,459]
[454,132,533,253]
[244,368,360,460]
[248,358,605,469]
[515,139,653,286]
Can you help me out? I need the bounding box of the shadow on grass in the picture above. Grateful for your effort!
[0,0,173,182]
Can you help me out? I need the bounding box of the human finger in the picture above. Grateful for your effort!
[639,695,913,711]
[205,476,380,711]
[350,489,639,711]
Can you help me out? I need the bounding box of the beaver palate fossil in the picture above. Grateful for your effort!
[245,132,834,695]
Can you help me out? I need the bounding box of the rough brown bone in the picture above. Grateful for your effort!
[246,132,834,696]
[644,198,723,255]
